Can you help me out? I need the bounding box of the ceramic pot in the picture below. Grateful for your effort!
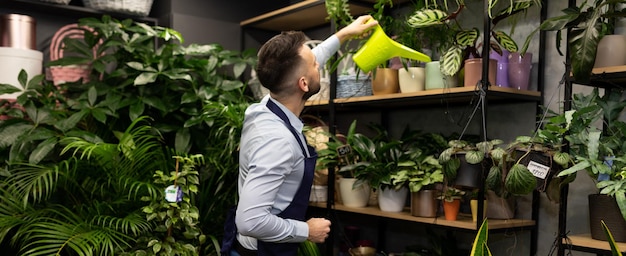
[470,199,487,222]
[378,186,408,212]
[508,52,533,90]
[589,194,626,242]
[453,153,486,189]
[443,199,461,221]
[411,190,438,217]
[490,49,510,87]
[594,34,626,68]
[425,61,458,89]
[398,67,425,93]
[339,177,370,208]
[371,68,399,95]
[463,58,496,88]
[486,190,515,219]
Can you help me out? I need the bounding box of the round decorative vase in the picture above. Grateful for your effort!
[424,61,458,90]
[470,199,487,222]
[398,67,425,93]
[463,58,496,88]
[339,177,370,208]
[508,52,533,90]
[443,199,461,221]
[411,190,438,217]
[594,34,626,68]
[371,68,399,95]
[589,194,626,242]
[378,186,408,212]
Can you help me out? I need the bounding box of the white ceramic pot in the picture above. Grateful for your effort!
[378,186,408,212]
[339,177,370,208]
[398,67,425,93]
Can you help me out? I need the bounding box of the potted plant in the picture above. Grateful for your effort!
[438,138,503,189]
[438,186,466,220]
[522,0,626,83]
[555,88,626,242]
[390,148,444,217]
[406,0,538,87]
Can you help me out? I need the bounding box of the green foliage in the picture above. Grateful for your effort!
[437,186,466,202]
[470,218,492,256]
[522,0,626,82]
[0,15,256,255]
[124,154,205,256]
[407,0,539,76]
[601,219,624,256]
[390,150,444,192]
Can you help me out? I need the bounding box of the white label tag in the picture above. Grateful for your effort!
[165,185,182,203]
[527,160,550,179]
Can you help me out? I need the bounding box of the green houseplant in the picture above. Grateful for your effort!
[438,138,504,189]
[406,0,538,77]
[556,88,626,230]
[522,0,626,82]
[0,15,256,255]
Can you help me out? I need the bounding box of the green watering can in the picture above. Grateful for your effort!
[353,22,431,72]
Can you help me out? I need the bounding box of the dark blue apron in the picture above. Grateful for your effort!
[221,99,317,256]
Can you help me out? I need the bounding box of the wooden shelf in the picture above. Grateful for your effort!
[0,0,157,24]
[563,234,626,253]
[304,86,542,109]
[240,0,410,31]
[309,202,536,231]
[572,65,626,88]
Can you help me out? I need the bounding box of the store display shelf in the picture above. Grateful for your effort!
[562,234,626,254]
[309,202,536,231]
[0,0,157,24]
[305,86,542,110]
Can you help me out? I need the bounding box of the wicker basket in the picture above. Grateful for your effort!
[48,24,96,85]
[38,0,72,5]
[82,0,154,17]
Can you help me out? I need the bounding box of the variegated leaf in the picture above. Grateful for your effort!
[440,46,463,76]
[456,28,479,47]
[493,30,518,52]
[407,9,449,28]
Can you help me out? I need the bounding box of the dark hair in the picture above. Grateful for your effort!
[255,31,307,94]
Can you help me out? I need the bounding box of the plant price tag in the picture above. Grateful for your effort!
[165,185,182,203]
[527,160,550,179]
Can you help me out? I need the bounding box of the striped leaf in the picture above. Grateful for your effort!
[407,9,449,28]
[440,45,463,76]
[456,28,479,47]
[493,30,518,52]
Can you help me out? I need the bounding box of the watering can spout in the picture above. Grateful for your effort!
[352,24,431,72]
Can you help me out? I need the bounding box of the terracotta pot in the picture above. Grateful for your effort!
[411,190,438,217]
[371,68,399,95]
[463,58,496,88]
[443,199,461,221]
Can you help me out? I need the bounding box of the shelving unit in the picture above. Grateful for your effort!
[241,1,544,255]
[557,65,626,256]
[0,0,157,25]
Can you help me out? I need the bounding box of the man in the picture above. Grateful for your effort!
[222,15,378,256]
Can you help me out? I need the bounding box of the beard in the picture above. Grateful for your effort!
[302,78,321,100]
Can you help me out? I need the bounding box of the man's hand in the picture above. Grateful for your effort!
[335,15,378,43]
[306,218,331,243]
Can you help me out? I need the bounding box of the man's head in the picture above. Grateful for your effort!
[256,31,320,100]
